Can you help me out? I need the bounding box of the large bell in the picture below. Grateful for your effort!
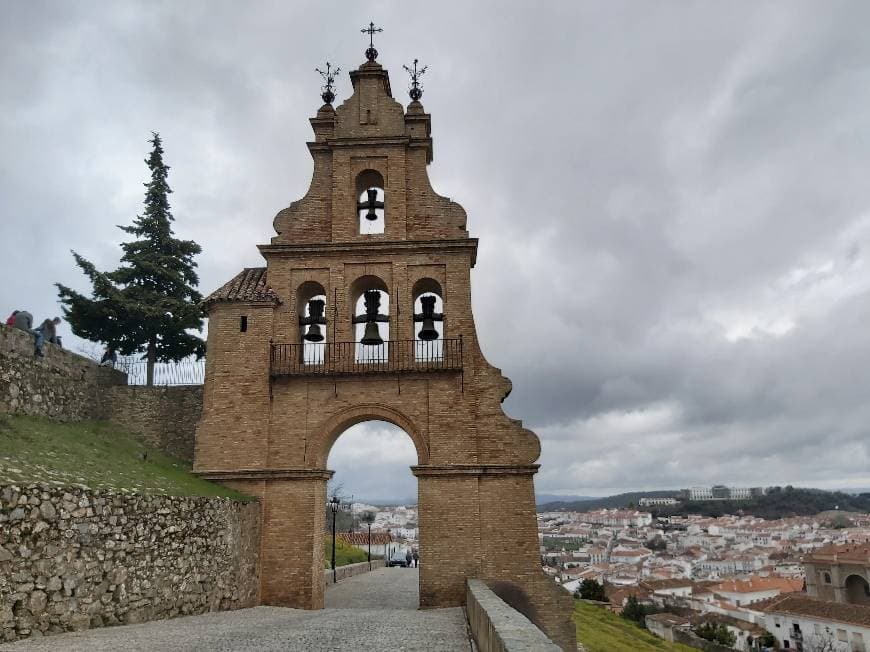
[304,323,324,342]
[418,295,439,341]
[360,320,383,346]
[304,299,326,342]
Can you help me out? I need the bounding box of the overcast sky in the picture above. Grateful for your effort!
[3,2,870,500]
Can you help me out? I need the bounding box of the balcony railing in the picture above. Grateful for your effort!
[270,338,463,377]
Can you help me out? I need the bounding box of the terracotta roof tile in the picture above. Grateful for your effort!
[203,268,281,306]
[761,593,870,628]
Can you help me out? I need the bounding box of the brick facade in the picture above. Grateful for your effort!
[193,57,575,650]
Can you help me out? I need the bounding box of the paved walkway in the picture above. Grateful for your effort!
[2,568,471,652]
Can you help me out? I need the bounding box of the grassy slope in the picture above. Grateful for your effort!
[574,601,695,652]
[324,537,371,568]
[0,415,250,500]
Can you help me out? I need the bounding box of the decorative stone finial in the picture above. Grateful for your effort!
[361,21,383,62]
[403,59,428,101]
[315,62,340,105]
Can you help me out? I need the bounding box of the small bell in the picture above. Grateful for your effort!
[304,323,324,343]
[365,188,379,221]
[361,321,383,346]
[303,299,326,342]
[418,295,439,341]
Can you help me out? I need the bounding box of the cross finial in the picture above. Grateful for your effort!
[402,58,428,101]
[361,21,383,61]
[315,62,341,105]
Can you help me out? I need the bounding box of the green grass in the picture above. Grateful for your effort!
[574,600,696,652]
[0,414,251,500]
[324,537,371,568]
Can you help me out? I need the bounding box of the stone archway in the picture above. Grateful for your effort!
[845,574,870,605]
[311,404,429,468]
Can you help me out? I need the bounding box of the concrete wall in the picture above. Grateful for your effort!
[0,325,126,420]
[0,483,259,643]
[101,385,202,462]
[466,579,561,652]
[323,559,386,585]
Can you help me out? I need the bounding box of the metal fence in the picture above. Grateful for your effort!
[270,338,463,377]
[117,359,206,386]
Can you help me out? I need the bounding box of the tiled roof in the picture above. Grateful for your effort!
[761,593,870,628]
[804,542,870,564]
[712,576,804,594]
[202,268,281,307]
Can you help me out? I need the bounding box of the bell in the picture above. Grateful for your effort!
[360,320,383,346]
[418,318,438,341]
[418,295,439,341]
[304,323,324,342]
[365,188,379,221]
[303,299,326,342]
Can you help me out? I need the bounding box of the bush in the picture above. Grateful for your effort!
[694,622,737,647]
[575,579,607,601]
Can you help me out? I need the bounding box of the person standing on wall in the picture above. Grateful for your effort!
[33,317,61,357]
[5,310,18,326]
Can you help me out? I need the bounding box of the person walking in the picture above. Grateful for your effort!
[33,317,61,357]
[5,310,18,326]
[405,549,412,568]
[412,548,419,568]
[12,310,33,332]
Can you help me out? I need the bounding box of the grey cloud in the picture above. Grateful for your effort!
[3,1,870,498]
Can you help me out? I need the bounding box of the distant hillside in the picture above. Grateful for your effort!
[539,486,870,519]
[650,487,870,519]
[536,493,597,505]
[538,490,679,512]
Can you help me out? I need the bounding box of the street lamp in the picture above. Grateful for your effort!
[386,527,392,566]
[361,512,375,570]
[329,495,340,583]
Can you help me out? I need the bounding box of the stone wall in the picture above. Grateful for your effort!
[0,325,126,420]
[100,386,203,462]
[673,628,735,652]
[466,579,561,652]
[0,483,259,643]
[0,324,202,462]
[323,559,386,585]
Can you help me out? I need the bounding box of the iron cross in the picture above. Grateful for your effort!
[361,22,383,48]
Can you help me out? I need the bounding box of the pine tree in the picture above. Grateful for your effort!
[57,133,204,385]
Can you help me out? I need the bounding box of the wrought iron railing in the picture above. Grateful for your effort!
[270,338,462,377]
[117,359,206,386]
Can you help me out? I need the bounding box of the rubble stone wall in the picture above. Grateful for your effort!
[0,325,126,421]
[100,386,203,462]
[0,484,259,643]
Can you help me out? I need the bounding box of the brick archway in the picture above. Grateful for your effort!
[310,404,429,467]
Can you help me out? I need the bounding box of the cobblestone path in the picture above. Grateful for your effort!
[2,568,471,651]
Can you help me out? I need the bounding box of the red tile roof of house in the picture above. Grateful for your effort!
[711,576,803,594]
[804,543,870,565]
[203,267,281,306]
[761,593,870,628]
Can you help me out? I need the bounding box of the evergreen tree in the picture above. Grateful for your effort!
[57,133,204,385]
[576,579,607,601]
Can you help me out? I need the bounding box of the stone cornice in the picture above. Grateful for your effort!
[259,238,478,266]
[411,464,540,478]
[195,468,334,481]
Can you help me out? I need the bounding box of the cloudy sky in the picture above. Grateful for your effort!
[3,1,870,501]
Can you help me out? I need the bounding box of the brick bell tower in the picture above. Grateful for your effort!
[194,28,575,650]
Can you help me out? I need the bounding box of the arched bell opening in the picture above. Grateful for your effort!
[412,278,444,362]
[356,169,385,235]
[297,281,328,365]
[324,418,422,605]
[349,275,390,363]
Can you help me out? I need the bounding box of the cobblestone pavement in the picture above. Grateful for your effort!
[2,568,472,652]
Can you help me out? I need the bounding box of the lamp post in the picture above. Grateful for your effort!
[386,527,392,566]
[329,495,340,583]
[361,511,375,570]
